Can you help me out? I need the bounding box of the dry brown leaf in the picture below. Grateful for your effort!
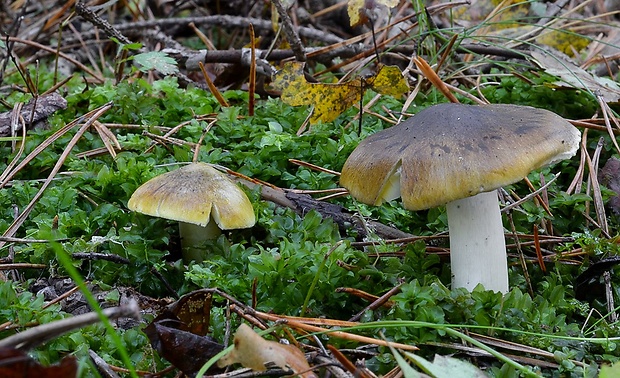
[217,324,317,377]
[0,347,77,378]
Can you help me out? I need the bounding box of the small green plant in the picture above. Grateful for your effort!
[1,52,619,376]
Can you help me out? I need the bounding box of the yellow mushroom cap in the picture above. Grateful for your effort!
[340,103,581,211]
[128,163,255,229]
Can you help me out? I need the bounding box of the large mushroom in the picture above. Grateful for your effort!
[340,103,580,293]
[128,163,256,263]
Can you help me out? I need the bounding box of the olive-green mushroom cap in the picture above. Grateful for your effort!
[128,163,255,229]
[340,103,581,211]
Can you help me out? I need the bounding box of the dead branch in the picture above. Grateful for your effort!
[71,14,344,46]
[0,92,67,137]
[229,174,413,240]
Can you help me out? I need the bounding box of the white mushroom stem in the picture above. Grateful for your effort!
[179,220,222,263]
[445,190,509,293]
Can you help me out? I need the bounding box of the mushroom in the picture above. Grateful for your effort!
[340,103,580,293]
[128,163,255,263]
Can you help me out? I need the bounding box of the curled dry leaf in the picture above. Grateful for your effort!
[146,323,224,377]
[218,323,317,378]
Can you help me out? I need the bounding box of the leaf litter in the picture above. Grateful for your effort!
[271,61,409,124]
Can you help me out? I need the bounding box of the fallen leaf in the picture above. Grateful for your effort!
[531,49,620,103]
[217,323,317,377]
[151,289,213,336]
[574,256,620,302]
[347,0,399,27]
[144,290,224,376]
[145,322,224,376]
[0,347,77,378]
[535,29,589,57]
[404,352,487,377]
[451,0,529,28]
[271,62,408,124]
[369,64,411,97]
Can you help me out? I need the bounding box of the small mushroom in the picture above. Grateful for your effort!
[340,103,580,293]
[128,163,255,263]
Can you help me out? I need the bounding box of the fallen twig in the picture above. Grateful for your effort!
[0,300,140,350]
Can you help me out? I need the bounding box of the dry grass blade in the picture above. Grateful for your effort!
[0,236,64,243]
[288,158,340,176]
[336,287,396,308]
[469,332,586,367]
[0,263,46,270]
[43,75,74,96]
[143,114,216,154]
[286,187,348,195]
[42,0,76,31]
[75,147,118,159]
[413,56,459,103]
[571,119,620,135]
[505,211,533,296]
[596,93,620,154]
[250,310,418,351]
[0,300,140,350]
[142,131,198,149]
[307,13,415,61]
[523,176,553,216]
[0,103,26,185]
[424,340,562,370]
[533,225,546,273]
[587,137,608,236]
[327,345,374,378]
[575,133,611,237]
[0,104,113,189]
[192,126,211,163]
[93,121,121,159]
[248,24,257,117]
[567,129,588,195]
[0,102,113,249]
[8,37,103,83]
[445,81,488,104]
[198,61,229,108]
[348,283,402,322]
[254,311,359,328]
[435,33,458,73]
[188,22,215,50]
[501,174,560,213]
[307,1,466,64]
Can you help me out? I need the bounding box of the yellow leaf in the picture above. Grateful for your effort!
[271,62,408,124]
[347,0,365,27]
[347,0,400,27]
[453,0,529,30]
[370,65,410,97]
[535,29,589,57]
[217,324,316,377]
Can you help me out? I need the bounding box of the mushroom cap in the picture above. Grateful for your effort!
[128,163,256,229]
[340,103,581,211]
